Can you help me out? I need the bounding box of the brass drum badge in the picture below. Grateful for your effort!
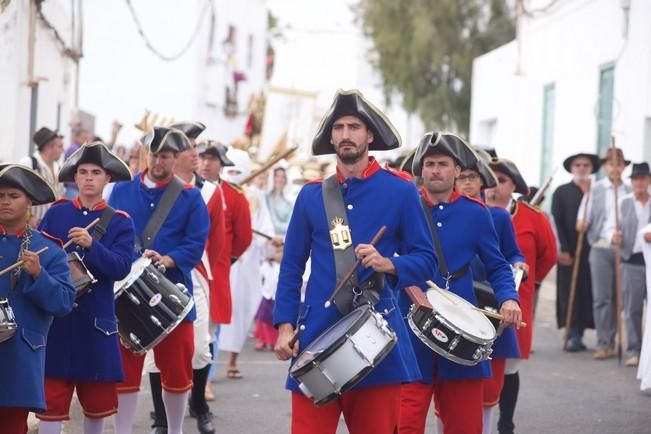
[329,217,352,251]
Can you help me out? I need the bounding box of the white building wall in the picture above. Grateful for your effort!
[470,0,651,188]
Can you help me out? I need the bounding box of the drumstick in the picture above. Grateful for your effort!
[288,324,306,348]
[253,229,284,245]
[324,226,388,308]
[424,280,458,305]
[62,218,101,249]
[474,307,527,328]
[0,247,49,277]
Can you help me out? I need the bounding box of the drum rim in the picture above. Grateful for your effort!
[113,256,153,297]
[425,290,496,342]
[120,290,195,355]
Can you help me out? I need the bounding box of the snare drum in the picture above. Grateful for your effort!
[408,289,496,366]
[0,298,17,343]
[289,304,397,406]
[113,256,194,354]
[67,251,97,298]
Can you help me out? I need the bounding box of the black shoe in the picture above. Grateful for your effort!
[188,404,197,418]
[566,338,586,352]
[196,411,216,434]
[150,428,168,434]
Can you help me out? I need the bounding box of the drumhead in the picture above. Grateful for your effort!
[426,289,494,340]
[113,256,152,295]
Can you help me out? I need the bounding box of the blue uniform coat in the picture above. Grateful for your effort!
[108,173,210,321]
[274,160,437,392]
[39,199,135,381]
[398,191,518,382]
[0,228,75,411]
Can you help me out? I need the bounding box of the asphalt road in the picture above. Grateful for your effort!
[40,278,651,433]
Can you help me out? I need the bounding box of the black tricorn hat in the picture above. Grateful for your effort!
[312,89,401,156]
[58,141,132,183]
[630,162,650,178]
[141,127,190,153]
[411,132,478,177]
[33,127,63,150]
[489,158,529,195]
[197,140,234,166]
[471,148,498,189]
[168,121,206,140]
[0,164,56,205]
[562,153,600,174]
[399,148,416,174]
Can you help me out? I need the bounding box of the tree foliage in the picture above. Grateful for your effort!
[356,0,515,133]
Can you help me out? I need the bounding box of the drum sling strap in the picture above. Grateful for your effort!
[137,176,184,251]
[91,206,115,242]
[419,197,469,288]
[322,175,381,315]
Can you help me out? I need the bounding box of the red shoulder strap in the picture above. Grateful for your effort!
[383,164,413,182]
[39,230,64,248]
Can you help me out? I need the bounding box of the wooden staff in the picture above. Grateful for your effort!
[62,218,101,249]
[0,247,49,277]
[530,167,558,207]
[324,226,388,308]
[239,147,297,186]
[562,179,592,350]
[611,137,624,364]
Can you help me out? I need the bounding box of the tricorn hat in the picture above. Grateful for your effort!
[411,132,478,177]
[58,141,132,183]
[562,153,600,174]
[141,127,190,154]
[312,89,401,156]
[0,164,56,205]
[600,147,631,166]
[630,162,650,178]
[168,121,206,140]
[489,158,529,195]
[471,148,498,189]
[197,140,234,166]
[33,127,63,150]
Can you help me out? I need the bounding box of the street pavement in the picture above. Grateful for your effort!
[46,277,651,433]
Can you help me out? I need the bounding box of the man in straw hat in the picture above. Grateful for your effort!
[551,152,600,352]
[398,133,521,434]
[576,146,631,361]
[273,89,437,433]
[615,162,651,367]
[108,127,209,434]
[36,142,135,434]
[0,164,75,433]
[486,156,557,434]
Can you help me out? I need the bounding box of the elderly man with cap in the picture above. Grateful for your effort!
[20,127,66,226]
[108,127,209,434]
[0,164,75,434]
[485,157,557,434]
[615,162,651,367]
[575,147,632,361]
[36,142,135,434]
[551,152,600,352]
[398,133,521,434]
[453,150,527,434]
[196,140,252,393]
[273,89,436,434]
[146,121,225,434]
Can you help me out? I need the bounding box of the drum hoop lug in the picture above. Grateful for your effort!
[347,333,375,367]
[448,335,461,351]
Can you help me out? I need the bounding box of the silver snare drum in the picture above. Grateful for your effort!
[289,304,397,406]
[0,298,17,343]
[407,289,496,366]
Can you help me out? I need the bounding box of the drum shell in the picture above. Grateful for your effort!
[114,263,193,354]
[0,298,17,343]
[67,252,97,299]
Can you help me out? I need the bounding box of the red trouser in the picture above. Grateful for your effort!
[291,384,401,434]
[0,407,29,434]
[400,378,483,434]
[117,321,194,393]
[482,358,506,407]
[37,379,118,420]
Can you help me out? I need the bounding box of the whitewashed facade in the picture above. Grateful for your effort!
[469,0,651,188]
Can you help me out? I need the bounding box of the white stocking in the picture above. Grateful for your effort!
[38,420,61,434]
[113,392,139,434]
[482,406,496,434]
[83,416,105,434]
[162,390,190,434]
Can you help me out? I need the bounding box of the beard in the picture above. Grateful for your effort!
[335,140,367,164]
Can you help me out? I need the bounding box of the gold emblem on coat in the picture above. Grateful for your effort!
[329,216,352,251]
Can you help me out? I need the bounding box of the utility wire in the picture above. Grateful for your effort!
[36,0,80,61]
[124,0,210,62]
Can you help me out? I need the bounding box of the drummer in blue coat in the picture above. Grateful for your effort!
[36,142,135,434]
[397,133,522,434]
[454,149,528,434]
[108,126,209,434]
[273,89,437,434]
[0,164,75,434]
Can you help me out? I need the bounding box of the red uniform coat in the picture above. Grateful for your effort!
[195,178,227,294]
[210,180,253,324]
[512,201,557,358]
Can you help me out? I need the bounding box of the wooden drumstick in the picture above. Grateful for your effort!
[62,218,101,249]
[288,324,306,348]
[0,246,49,277]
[424,279,458,305]
[324,225,388,308]
[474,307,527,328]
